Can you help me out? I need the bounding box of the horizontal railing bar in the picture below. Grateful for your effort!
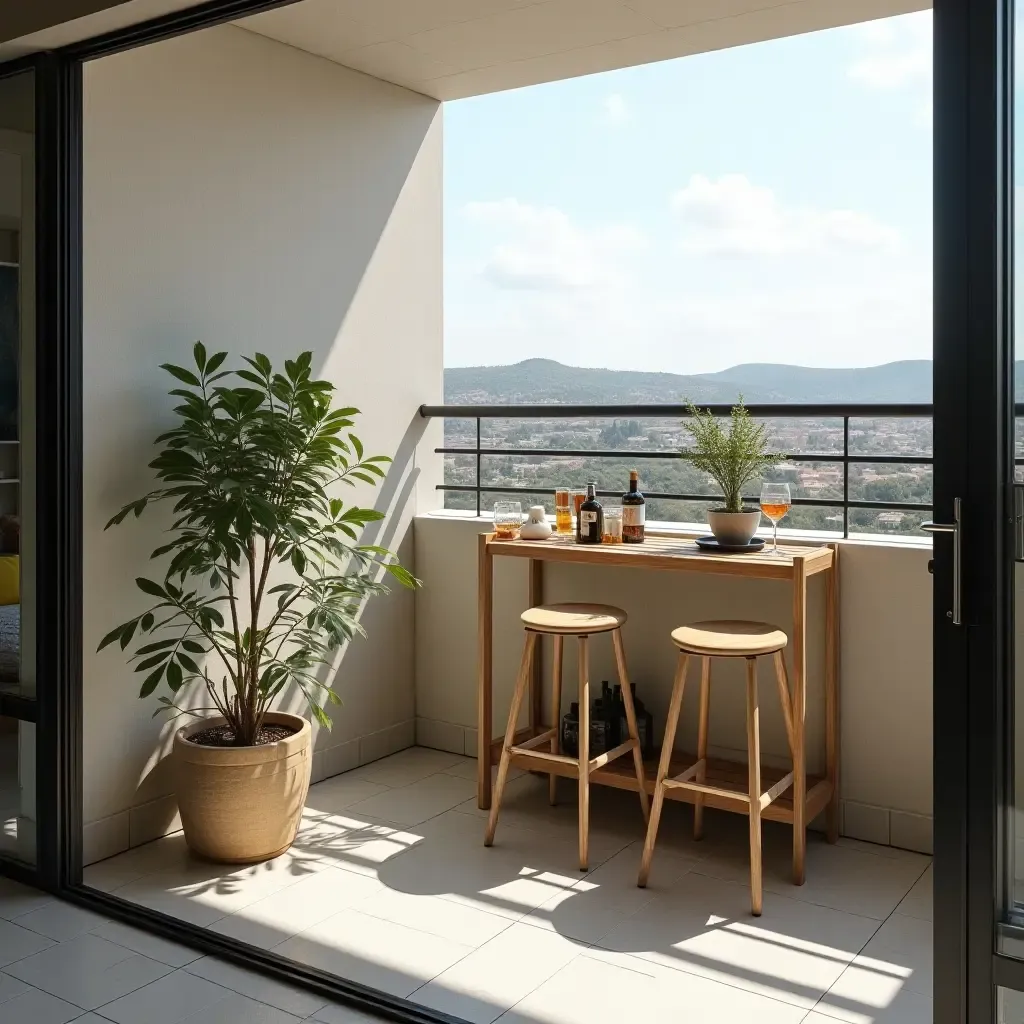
[420,403,946,418]
[436,447,934,465]
[434,483,931,512]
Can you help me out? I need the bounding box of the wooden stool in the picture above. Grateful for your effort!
[485,603,650,871]
[638,620,792,916]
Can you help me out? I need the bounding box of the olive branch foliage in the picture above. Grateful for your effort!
[98,344,418,746]
[681,398,786,514]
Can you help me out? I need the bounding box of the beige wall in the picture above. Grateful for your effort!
[414,514,934,852]
[81,24,443,862]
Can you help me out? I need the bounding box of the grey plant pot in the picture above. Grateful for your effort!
[707,509,762,546]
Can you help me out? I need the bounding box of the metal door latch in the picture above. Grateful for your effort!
[922,497,962,625]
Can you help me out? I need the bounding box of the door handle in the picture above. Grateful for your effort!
[921,497,962,625]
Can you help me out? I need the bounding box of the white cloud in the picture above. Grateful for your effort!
[848,11,931,90]
[463,198,642,291]
[602,93,628,125]
[670,174,900,256]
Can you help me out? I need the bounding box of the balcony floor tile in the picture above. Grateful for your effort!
[58,746,934,1024]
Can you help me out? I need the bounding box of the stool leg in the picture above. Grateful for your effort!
[638,652,689,888]
[577,636,591,871]
[549,634,564,806]
[612,629,650,823]
[485,631,537,848]
[745,657,763,916]
[694,656,711,841]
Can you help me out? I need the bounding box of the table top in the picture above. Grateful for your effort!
[484,531,834,579]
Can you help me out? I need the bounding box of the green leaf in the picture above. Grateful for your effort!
[139,664,165,698]
[177,652,200,674]
[160,364,201,388]
[140,612,154,632]
[135,638,179,655]
[97,625,125,652]
[384,563,419,589]
[349,433,363,460]
[166,661,183,691]
[193,341,207,372]
[181,639,205,654]
[119,619,138,651]
[206,351,227,374]
[136,577,166,598]
[135,652,169,672]
[291,549,306,575]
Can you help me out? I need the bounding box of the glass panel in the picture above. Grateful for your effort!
[0,716,34,863]
[0,71,34,701]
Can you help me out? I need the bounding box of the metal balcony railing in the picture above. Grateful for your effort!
[419,402,944,538]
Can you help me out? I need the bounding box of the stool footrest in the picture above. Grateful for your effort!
[669,759,706,785]
[660,766,795,811]
[509,737,639,779]
[663,777,752,803]
[759,770,795,811]
[512,728,557,752]
[589,739,637,772]
[509,749,580,778]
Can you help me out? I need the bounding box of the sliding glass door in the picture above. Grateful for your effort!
[0,65,37,870]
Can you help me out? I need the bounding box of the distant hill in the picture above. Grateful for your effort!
[443,358,949,405]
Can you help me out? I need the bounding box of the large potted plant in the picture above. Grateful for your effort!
[683,399,786,546]
[99,345,417,863]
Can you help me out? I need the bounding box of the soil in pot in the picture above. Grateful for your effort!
[187,723,299,747]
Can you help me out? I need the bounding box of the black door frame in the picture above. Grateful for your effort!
[5,0,1021,1021]
[0,51,82,890]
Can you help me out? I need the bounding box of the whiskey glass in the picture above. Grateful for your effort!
[493,501,522,541]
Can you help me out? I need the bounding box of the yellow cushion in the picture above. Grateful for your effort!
[0,555,19,605]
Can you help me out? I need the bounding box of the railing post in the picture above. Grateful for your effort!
[476,417,482,518]
[843,415,850,539]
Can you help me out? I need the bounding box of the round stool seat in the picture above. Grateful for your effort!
[671,620,787,658]
[521,603,627,635]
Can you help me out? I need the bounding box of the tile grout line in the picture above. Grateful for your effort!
[795,854,933,1023]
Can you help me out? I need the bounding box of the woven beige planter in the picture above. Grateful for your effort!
[174,712,311,864]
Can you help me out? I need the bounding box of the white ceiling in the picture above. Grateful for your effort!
[2,0,929,100]
[236,0,929,99]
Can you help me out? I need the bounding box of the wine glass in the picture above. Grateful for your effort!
[760,483,791,556]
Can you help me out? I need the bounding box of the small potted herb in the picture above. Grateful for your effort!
[682,399,786,546]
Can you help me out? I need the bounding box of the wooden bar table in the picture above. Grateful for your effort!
[477,530,840,882]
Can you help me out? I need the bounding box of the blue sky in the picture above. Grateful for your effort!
[443,11,933,373]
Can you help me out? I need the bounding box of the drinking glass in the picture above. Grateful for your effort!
[493,500,522,541]
[570,488,587,529]
[554,486,572,535]
[603,504,624,544]
[760,483,791,556]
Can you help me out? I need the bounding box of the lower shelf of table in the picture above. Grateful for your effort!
[489,730,831,826]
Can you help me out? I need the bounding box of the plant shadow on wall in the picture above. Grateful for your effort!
[98,344,419,864]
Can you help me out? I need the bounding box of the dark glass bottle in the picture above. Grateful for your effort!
[631,683,655,760]
[622,469,645,543]
[577,483,603,544]
[561,701,579,757]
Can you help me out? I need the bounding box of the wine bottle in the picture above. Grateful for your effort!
[622,469,646,543]
[577,483,603,544]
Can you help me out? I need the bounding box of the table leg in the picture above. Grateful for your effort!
[791,554,807,886]
[529,559,544,731]
[478,532,493,810]
[825,545,840,843]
